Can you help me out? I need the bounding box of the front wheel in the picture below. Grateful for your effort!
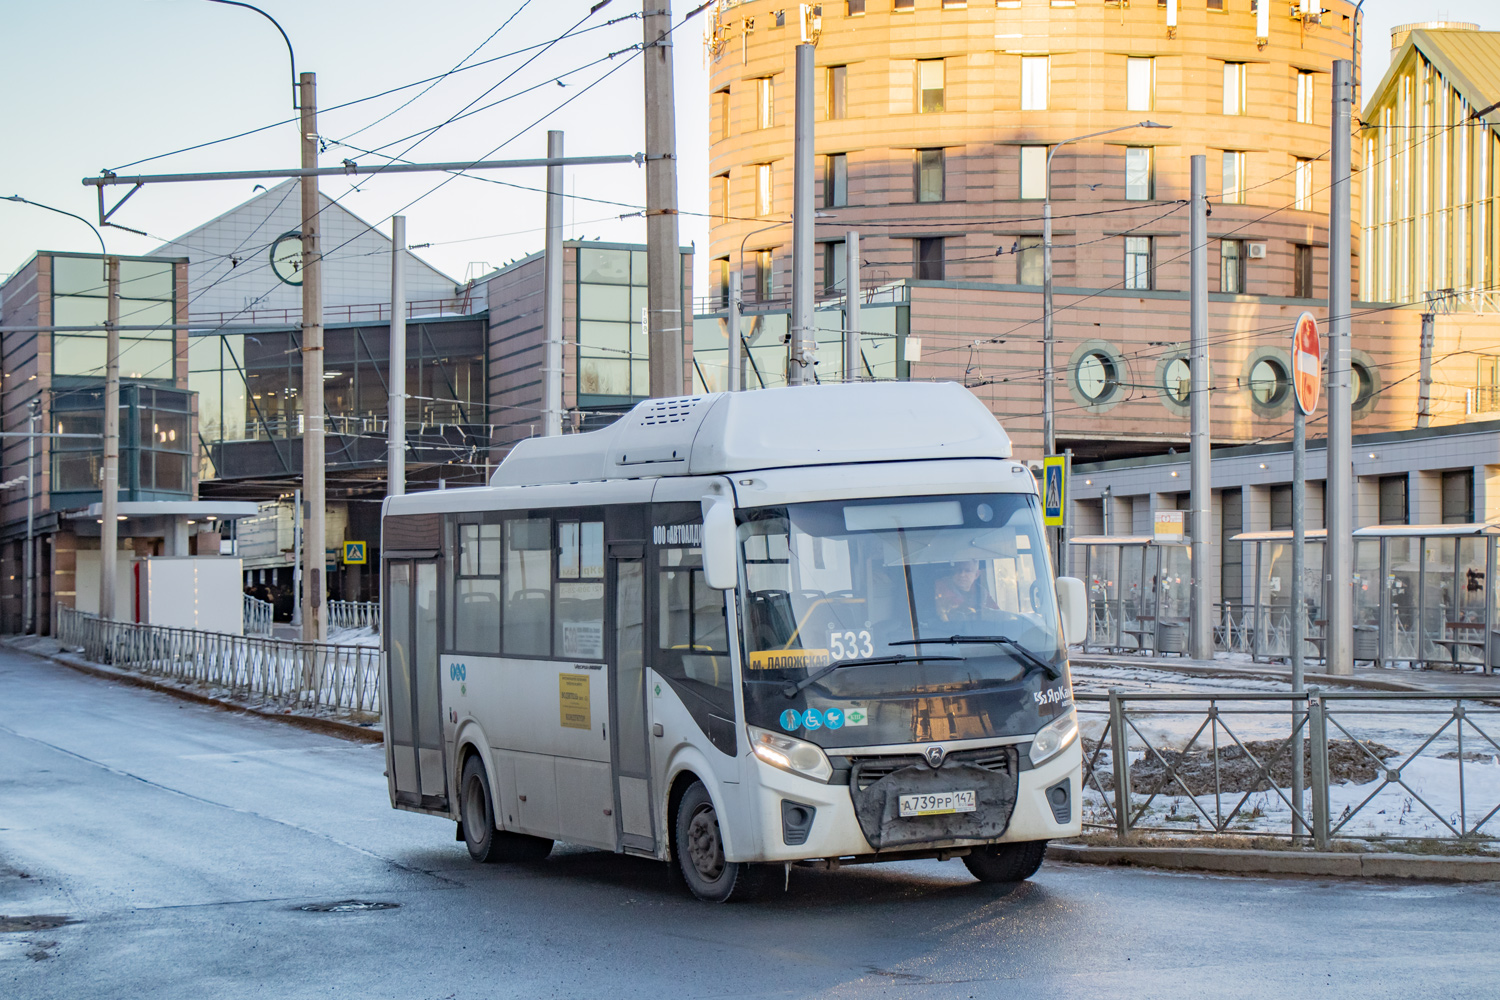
[460,757,553,863]
[673,781,771,902]
[962,840,1048,883]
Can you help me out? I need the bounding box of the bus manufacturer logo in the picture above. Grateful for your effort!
[449,663,467,681]
[925,745,946,768]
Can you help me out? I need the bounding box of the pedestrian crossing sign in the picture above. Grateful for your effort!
[1042,456,1066,527]
[343,541,367,565]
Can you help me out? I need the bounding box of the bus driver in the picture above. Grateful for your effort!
[933,560,997,622]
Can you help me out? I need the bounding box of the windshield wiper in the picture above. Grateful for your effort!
[781,653,962,698]
[890,635,1060,680]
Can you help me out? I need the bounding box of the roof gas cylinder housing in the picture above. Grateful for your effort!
[490,382,1012,487]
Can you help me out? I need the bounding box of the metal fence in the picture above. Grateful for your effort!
[328,600,380,632]
[1078,688,1500,847]
[244,593,274,636]
[58,606,381,720]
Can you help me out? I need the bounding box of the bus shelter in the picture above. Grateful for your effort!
[1229,530,1328,664]
[1071,536,1193,655]
[1352,524,1498,673]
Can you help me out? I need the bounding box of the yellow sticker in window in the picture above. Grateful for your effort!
[559,673,591,729]
[748,649,831,671]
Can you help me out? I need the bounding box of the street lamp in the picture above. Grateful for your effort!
[1041,121,1171,458]
[733,212,835,391]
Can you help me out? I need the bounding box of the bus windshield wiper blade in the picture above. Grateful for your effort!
[890,635,1060,680]
[781,653,962,698]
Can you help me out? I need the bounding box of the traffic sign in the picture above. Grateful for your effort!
[1292,311,1321,416]
[343,541,367,565]
[1042,455,1066,527]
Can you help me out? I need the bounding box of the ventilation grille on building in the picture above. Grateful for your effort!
[639,396,705,427]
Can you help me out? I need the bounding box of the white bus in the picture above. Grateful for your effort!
[381,382,1086,901]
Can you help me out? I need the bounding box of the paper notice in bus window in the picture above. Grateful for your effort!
[562,620,604,659]
[748,649,831,671]
[559,674,591,729]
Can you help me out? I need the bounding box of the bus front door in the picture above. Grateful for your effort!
[609,544,656,852]
[385,559,449,812]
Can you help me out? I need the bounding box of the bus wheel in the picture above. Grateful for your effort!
[460,757,553,863]
[674,781,766,902]
[962,840,1048,883]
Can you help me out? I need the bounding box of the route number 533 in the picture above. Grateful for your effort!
[829,630,874,660]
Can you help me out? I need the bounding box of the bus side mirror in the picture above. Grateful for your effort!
[701,501,738,591]
[1055,576,1086,646]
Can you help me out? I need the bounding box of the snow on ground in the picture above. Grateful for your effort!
[326,625,379,648]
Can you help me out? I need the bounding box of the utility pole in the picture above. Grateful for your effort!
[643,0,684,398]
[788,42,816,386]
[24,400,38,633]
[292,488,302,629]
[299,71,326,643]
[1291,381,1308,837]
[726,270,742,392]
[1417,310,1435,428]
[1188,154,1211,660]
[542,130,565,435]
[1325,59,1354,676]
[388,215,407,497]
[1042,199,1056,457]
[844,230,860,381]
[100,256,120,621]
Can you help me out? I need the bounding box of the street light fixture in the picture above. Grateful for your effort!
[1041,121,1171,458]
[732,212,835,390]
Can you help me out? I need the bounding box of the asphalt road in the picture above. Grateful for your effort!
[3,647,1497,1000]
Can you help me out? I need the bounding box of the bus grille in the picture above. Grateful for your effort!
[850,745,1016,790]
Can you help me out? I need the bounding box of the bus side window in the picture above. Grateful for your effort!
[555,520,605,659]
[504,518,552,657]
[454,523,501,654]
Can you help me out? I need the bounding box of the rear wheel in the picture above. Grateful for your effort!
[962,840,1048,883]
[460,757,553,863]
[673,781,771,902]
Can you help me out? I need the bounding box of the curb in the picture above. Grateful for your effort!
[1,637,383,744]
[1049,843,1500,882]
[1070,655,1445,694]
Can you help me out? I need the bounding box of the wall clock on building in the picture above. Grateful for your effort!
[269,231,304,286]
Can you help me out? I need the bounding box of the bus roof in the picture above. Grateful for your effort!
[491,382,1011,487]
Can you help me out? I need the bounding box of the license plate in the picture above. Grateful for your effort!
[898,790,976,817]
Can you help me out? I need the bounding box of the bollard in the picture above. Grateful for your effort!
[1308,689,1331,850]
[1109,688,1131,837]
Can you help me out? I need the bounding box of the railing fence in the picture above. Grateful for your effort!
[243,593,274,636]
[328,600,380,632]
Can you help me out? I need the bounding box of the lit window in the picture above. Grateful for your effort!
[916,149,945,203]
[1125,147,1153,201]
[756,163,774,216]
[1223,62,1246,115]
[1124,236,1153,290]
[1017,236,1043,285]
[755,250,774,302]
[1294,157,1313,211]
[1222,151,1245,204]
[918,60,945,113]
[1021,57,1049,111]
[1296,71,1314,124]
[756,77,774,129]
[1127,58,1154,112]
[823,153,848,208]
[1019,146,1048,199]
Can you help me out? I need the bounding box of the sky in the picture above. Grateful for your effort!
[0,1,1490,298]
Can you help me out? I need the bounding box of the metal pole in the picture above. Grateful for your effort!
[1325,59,1354,676]
[1060,449,1073,577]
[1109,688,1131,837]
[24,400,37,634]
[388,215,407,497]
[292,488,302,629]
[83,154,639,188]
[100,256,120,621]
[844,230,860,382]
[726,270,742,392]
[1417,311,1434,428]
[542,130,565,435]
[1309,688,1331,849]
[1042,199,1055,457]
[1188,154,1211,660]
[644,0,684,398]
[788,42,816,386]
[1291,405,1308,837]
[298,72,325,642]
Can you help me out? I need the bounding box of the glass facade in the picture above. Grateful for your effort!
[691,299,907,392]
[576,247,650,407]
[51,385,192,504]
[51,255,175,383]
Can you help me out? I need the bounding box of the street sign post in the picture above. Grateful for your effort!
[1043,455,1066,527]
[1289,310,1320,839]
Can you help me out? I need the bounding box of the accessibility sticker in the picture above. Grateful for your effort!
[823,708,845,729]
[780,709,802,731]
[802,708,825,731]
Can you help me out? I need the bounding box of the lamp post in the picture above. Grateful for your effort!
[736,212,834,388]
[1042,121,1171,458]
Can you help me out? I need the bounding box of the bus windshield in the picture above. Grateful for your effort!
[738,493,1069,750]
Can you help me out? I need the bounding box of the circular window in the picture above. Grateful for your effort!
[1352,361,1375,407]
[1077,352,1119,402]
[1163,358,1192,404]
[1249,357,1290,406]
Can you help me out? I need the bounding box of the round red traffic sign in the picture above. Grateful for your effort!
[1292,311,1320,416]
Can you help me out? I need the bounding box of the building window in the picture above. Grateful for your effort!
[915,148,945,202]
[1124,236,1153,290]
[943,0,967,8]
[827,65,848,119]
[1221,239,1245,293]
[756,163,774,216]
[1249,356,1289,406]
[918,60,945,113]
[715,173,730,223]
[1127,57,1154,112]
[1021,56,1049,111]
[1352,360,1375,408]
[1163,356,1191,403]
[1477,355,1500,413]
[893,0,913,10]
[1125,147,1153,201]
[773,9,786,27]
[823,153,848,208]
[1223,62,1246,115]
[1222,150,1245,203]
[715,257,730,307]
[714,89,730,142]
[1017,236,1044,285]
[755,249,774,302]
[1441,469,1475,524]
[1296,70,1314,124]
[916,237,945,281]
[1221,488,1244,606]
[51,255,175,381]
[1207,0,1224,10]
[578,248,651,401]
[1270,484,1293,531]
[823,241,847,292]
[1378,475,1408,525]
[846,1,866,15]
[1076,352,1120,403]
[756,77,774,129]
[1294,243,1313,298]
[1019,146,1048,199]
[1294,157,1313,211]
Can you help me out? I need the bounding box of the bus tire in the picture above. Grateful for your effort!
[460,757,553,864]
[962,840,1048,883]
[673,781,768,902]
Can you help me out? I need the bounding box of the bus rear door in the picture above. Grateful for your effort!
[385,558,449,812]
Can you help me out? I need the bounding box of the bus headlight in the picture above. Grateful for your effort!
[1029,709,1078,767]
[748,725,833,783]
